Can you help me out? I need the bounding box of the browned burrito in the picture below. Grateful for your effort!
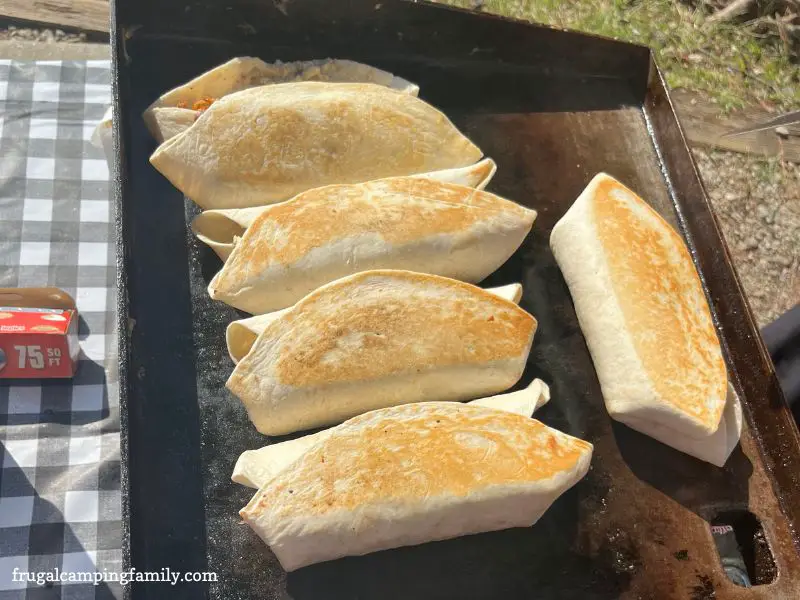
[241,402,593,571]
[149,82,483,209]
[550,173,740,466]
[207,177,536,313]
[227,270,537,436]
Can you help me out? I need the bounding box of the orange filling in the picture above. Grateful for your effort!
[175,97,216,111]
[192,96,216,112]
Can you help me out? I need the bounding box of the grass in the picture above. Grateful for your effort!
[441,0,800,112]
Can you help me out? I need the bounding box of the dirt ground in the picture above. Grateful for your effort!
[1,25,796,327]
[694,148,799,327]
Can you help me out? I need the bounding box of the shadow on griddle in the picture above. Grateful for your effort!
[193,234,224,284]
[286,486,633,600]
[613,423,753,519]
[122,117,212,594]
[200,247,224,283]
[373,62,643,115]
[181,202,225,283]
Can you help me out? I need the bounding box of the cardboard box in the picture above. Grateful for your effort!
[0,288,80,379]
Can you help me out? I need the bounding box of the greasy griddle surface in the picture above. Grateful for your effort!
[118,33,800,600]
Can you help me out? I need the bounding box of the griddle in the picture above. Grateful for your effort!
[109,0,800,598]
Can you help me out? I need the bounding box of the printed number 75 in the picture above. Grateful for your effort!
[14,345,44,369]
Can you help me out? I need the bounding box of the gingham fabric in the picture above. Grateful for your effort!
[0,60,121,599]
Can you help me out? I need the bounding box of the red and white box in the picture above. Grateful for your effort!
[0,288,81,379]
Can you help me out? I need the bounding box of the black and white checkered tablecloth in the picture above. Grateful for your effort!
[0,60,121,599]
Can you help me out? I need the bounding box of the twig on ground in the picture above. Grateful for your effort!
[722,110,800,137]
[774,12,800,55]
[707,0,758,23]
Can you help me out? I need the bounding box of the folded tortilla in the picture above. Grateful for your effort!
[149,82,483,209]
[208,177,536,313]
[232,378,551,489]
[144,57,419,143]
[550,173,736,465]
[626,382,743,468]
[227,270,537,435]
[192,159,498,261]
[241,402,592,571]
[226,282,524,364]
